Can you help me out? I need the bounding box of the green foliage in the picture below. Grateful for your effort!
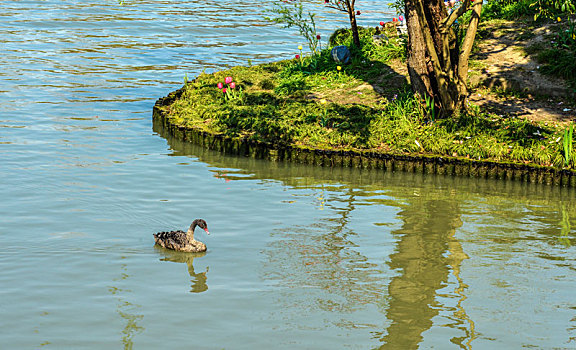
[540,50,576,84]
[531,0,575,20]
[563,122,573,166]
[483,0,536,20]
[387,0,405,16]
[482,0,575,20]
[423,94,435,122]
[265,1,320,54]
[556,16,576,48]
[329,26,406,63]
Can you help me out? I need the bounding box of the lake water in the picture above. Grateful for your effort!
[1,1,575,349]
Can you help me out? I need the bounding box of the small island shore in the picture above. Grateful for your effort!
[153,19,576,186]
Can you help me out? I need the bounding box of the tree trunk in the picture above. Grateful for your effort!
[349,12,361,47]
[404,0,483,117]
[405,0,433,100]
[346,0,361,47]
[326,0,360,48]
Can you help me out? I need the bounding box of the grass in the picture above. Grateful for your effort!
[158,26,575,169]
[564,122,574,166]
[537,48,576,88]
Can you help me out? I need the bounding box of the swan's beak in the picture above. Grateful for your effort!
[204,228,210,235]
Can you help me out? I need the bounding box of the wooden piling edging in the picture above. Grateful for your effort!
[153,90,576,187]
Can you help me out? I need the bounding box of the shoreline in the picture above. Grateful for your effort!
[153,87,576,187]
[152,19,576,187]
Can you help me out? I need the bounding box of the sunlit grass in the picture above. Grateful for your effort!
[160,27,572,169]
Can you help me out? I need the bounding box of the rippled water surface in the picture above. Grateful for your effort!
[1,1,576,349]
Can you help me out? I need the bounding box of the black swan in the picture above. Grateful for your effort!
[154,219,210,252]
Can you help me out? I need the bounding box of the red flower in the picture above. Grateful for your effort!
[316,34,321,40]
[393,17,397,22]
[295,54,300,59]
[222,88,227,93]
[217,82,223,89]
[224,76,233,84]
[379,21,384,26]
[356,10,361,15]
[230,82,236,89]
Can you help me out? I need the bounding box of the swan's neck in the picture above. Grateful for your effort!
[186,223,197,241]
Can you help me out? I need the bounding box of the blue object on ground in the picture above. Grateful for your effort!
[331,45,351,65]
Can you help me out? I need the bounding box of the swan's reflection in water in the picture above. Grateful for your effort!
[154,246,209,293]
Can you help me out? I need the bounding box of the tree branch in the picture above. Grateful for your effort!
[457,0,482,82]
[442,0,482,30]
[325,4,347,12]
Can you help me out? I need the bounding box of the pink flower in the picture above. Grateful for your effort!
[217,82,223,89]
[295,54,300,59]
[224,76,233,84]
[356,10,361,15]
[222,88,227,93]
[230,82,236,89]
[316,34,321,40]
[379,21,385,26]
[399,15,404,21]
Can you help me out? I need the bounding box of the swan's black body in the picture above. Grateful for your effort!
[154,219,209,252]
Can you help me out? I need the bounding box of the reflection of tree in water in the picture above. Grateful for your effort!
[264,185,388,316]
[559,204,572,247]
[108,259,144,350]
[264,183,477,348]
[154,246,209,293]
[377,198,475,349]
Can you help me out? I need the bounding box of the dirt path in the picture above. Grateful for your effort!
[468,20,575,123]
[319,20,575,123]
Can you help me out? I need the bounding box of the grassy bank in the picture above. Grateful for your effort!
[155,25,575,170]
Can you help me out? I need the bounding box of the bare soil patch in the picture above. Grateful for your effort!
[309,20,575,123]
[469,20,576,123]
